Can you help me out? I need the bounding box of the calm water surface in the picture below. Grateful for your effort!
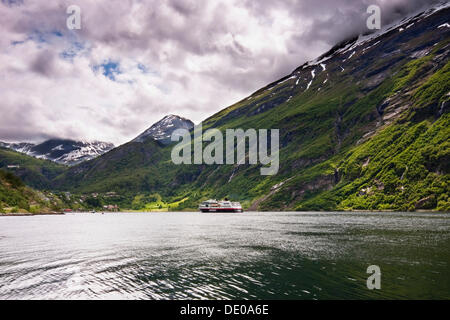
[0,211,449,299]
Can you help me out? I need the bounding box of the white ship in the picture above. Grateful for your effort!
[199,199,243,212]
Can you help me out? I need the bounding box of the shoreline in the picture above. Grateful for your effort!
[0,212,65,217]
[1,210,447,217]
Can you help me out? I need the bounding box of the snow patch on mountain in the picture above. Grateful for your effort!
[52,144,64,151]
[298,1,450,71]
[0,142,34,154]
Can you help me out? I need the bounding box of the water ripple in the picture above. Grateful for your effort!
[0,211,449,299]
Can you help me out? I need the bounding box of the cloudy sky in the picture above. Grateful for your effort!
[0,0,440,145]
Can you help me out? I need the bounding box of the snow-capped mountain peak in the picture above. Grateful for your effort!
[0,139,114,166]
[133,114,194,144]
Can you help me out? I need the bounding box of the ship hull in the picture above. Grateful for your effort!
[200,208,243,213]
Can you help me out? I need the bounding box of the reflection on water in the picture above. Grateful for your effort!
[0,211,449,299]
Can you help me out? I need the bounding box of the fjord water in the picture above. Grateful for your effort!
[0,212,448,300]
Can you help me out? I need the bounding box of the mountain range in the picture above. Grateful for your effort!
[0,139,114,166]
[0,115,195,166]
[1,2,449,213]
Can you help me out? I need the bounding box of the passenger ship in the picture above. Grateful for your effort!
[199,199,243,212]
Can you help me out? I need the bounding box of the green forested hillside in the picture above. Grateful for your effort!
[0,169,66,214]
[0,147,66,189]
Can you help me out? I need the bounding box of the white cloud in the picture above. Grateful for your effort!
[0,0,438,145]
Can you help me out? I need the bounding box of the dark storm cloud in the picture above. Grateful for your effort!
[30,50,57,77]
[283,0,442,46]
[0,102,54,142]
